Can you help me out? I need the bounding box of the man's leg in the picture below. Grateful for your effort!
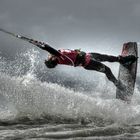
[90,53,119,62]
[84,60,118,87]
[90,53,137,65]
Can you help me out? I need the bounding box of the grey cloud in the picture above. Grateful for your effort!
[0,0,140,68]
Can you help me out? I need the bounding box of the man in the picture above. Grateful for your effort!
[31,40,137,88]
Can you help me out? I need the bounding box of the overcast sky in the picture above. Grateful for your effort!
[0,0,140,52]
[0,0,139,75]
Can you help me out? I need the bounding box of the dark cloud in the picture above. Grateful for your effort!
[0,0,139,74]
[0,0,140,37]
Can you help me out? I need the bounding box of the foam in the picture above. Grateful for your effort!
[0,48,140,125]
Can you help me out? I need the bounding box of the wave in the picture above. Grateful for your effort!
[0,48,140,125]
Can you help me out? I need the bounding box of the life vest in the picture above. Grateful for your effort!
[57,49,91,67]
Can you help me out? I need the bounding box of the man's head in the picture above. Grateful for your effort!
[44,55,58,68]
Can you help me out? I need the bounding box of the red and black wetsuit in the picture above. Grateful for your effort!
[39,43,91,67]
[57,49,91,67]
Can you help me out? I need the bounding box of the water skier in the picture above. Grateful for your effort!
[30,40,137,88]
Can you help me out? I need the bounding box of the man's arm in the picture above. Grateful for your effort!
[30,40,61,57]
[0,28,61,57]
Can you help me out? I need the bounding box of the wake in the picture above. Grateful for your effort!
[0,72,140,124]
[0,49,140,125]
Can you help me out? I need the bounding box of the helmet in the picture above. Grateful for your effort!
[44,59,58,68]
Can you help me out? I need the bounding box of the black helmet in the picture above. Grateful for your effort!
[44,59,58,68]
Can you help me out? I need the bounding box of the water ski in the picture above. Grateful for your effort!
[116,42,138,101]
